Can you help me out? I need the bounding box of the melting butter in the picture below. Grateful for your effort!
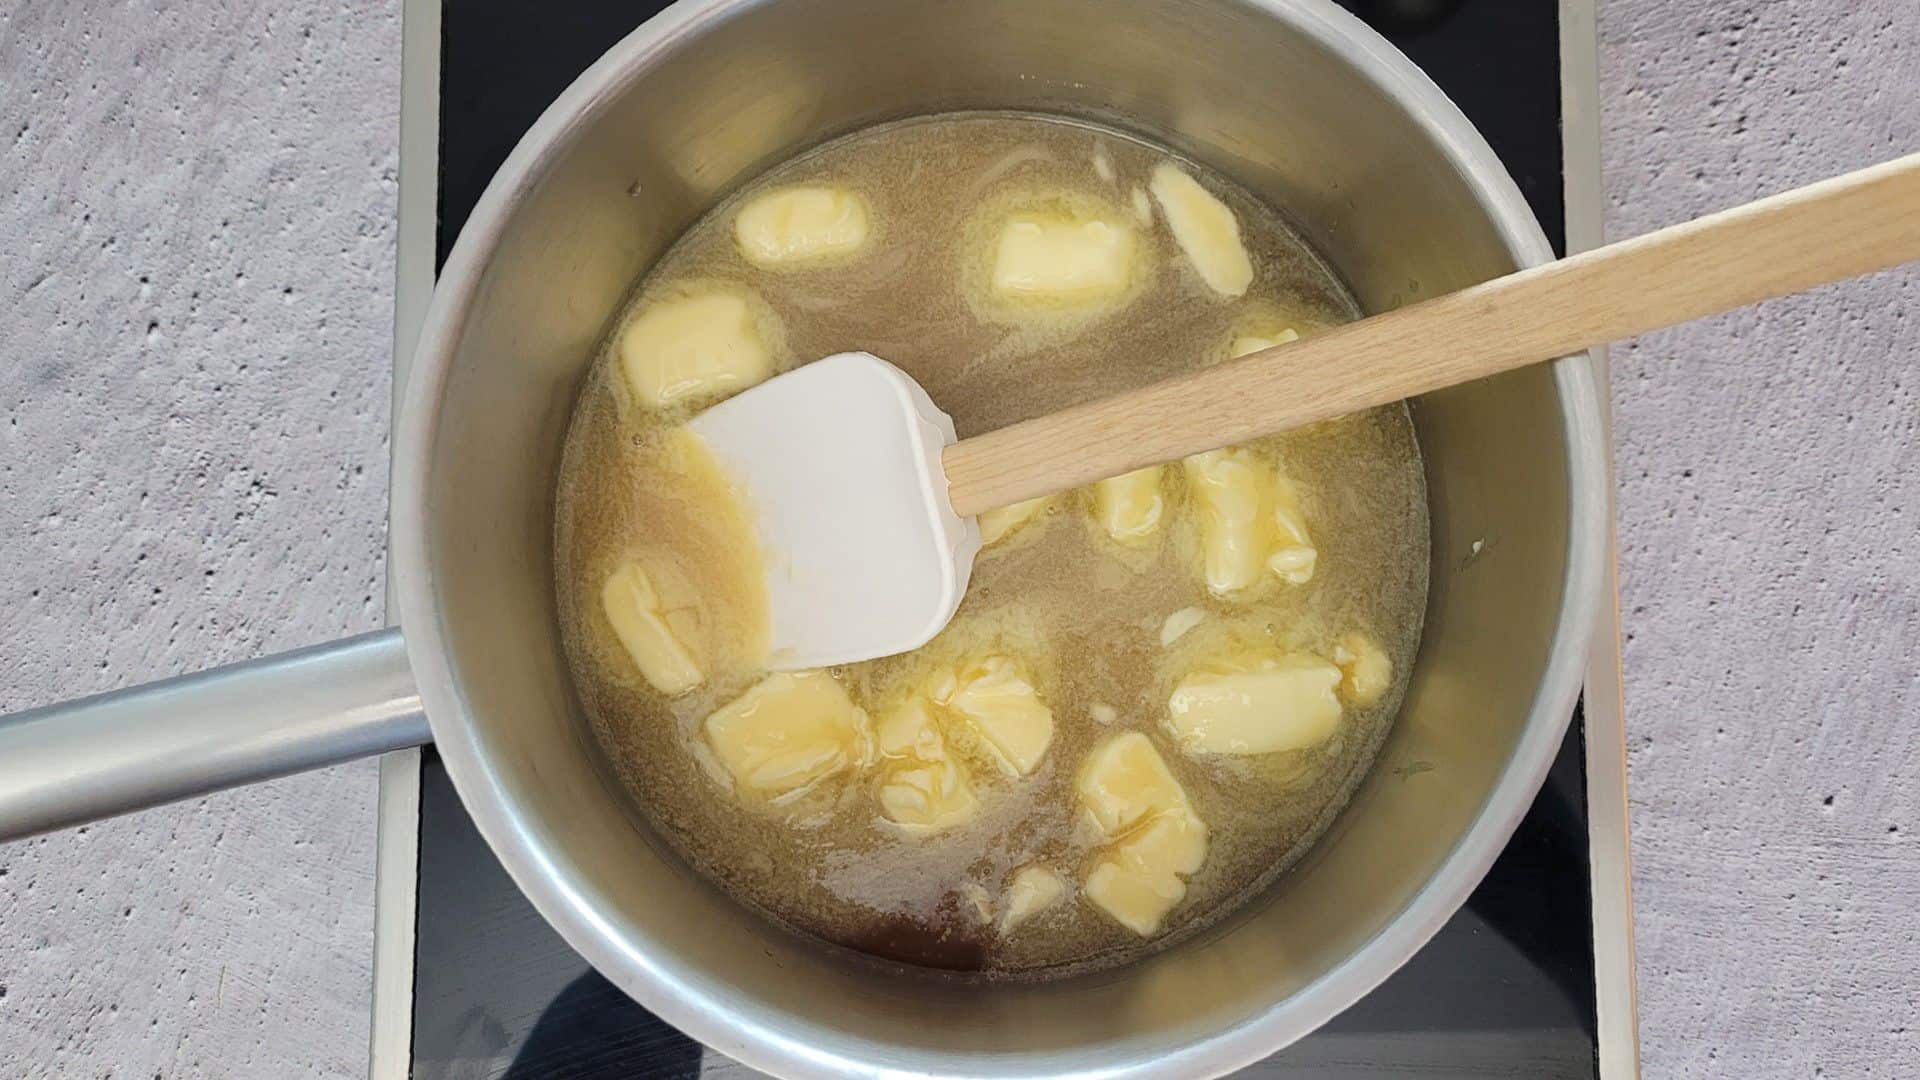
[1091,466,1167,546]
[1076,733,1209,936]
[601,561,703,695]
[1151,163,1253,298]
[619,285,777,409]
[734,184,872,267]
[704,671,874,808]
[1167,650,1344,756]
[992,210,1137,304]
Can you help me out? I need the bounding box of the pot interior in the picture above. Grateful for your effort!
[414,0,1580,1072]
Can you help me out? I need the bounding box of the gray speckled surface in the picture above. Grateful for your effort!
[0,2,1914,1077]
[1601,4,1920,1077]
[0,3,397,1077]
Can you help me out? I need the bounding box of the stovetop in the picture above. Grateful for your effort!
[388,2,1617,1076]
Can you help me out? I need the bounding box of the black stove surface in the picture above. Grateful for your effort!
[413,3,1595,1076]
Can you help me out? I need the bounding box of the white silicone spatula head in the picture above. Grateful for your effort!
[692,155,1920,671]
[687,352,978,671]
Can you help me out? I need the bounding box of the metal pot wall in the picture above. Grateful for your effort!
[0,1,1605,1075]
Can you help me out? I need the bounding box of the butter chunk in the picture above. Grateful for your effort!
[1183,448,1316,593]
[999,864,1070,935]
[1075,733,1209,936]
[733,184,871,267]
[1084,856,1185,937]
[1266,545,1317,584]
[600,560,703,695]
[1183,449,1271,594]
[1332,632,1393,707]
[704,671,873,805]
[991,211,1137,305]
[934,656,1055,777]
[1091,466,1166,545]
[1150,163,1253,298]
[1159,606,1206,648]
[874,698,978,835]
[620,288,773,408]
[1119,809,1210,876]
[1166,653,1343,756]
[1266,474,1317,585]
[978,495,1051,546]
[1229,328,1299,359]
[1076,731,1191,833]
[1085,812,1210,935]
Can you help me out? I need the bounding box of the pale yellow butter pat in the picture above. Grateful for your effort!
[874,698,978,835]
[999,864,1070,935]
[1229,328,1299,358]
[1084,857,1183,937]
[1266,546,1317,583]
[600,561,703,696]
[1267,474,1316,585]
[1183,448,1316,593]
[1183,449,1270,593]
[1332,632,1393,707]
[733,185,871,267]
[1150,163,1253,297]
[991,212,1136,304]
[1076,731,1191,833]
[1075,732,1209,936]
[1085,812,1209,935]
[1159,606,1206,647]
[978,495,1051,546]
[1092,465,1166,545]
[620,289,773,408]
[1166,654,1343,756]
[704,671,873,805]
[934,656,1055,777]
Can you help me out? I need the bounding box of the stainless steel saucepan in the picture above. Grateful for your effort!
[0,1,1604,1074]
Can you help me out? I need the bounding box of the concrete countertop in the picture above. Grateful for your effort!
[1601,5,1918,1076]
[1,2,1914,1076]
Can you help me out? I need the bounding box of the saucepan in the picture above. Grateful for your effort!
[0,0,1604,1074]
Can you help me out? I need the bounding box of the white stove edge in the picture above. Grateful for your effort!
[368,0,438,1074]
[366,1,1640,1075]
[1560,0,1644,1075]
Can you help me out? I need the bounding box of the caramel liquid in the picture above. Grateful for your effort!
[554,114,1429,975]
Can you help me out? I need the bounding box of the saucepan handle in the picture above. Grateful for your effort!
[0,627,430,842]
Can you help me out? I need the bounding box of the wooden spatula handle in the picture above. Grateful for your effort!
[942,151,1920,518]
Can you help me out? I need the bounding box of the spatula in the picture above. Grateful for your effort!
[689,152,1920,670]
